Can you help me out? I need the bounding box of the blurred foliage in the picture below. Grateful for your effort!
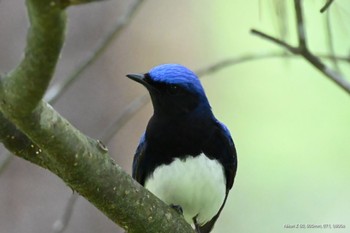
[205,1,350,232]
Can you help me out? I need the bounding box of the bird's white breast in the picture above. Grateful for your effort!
[144,153,226,225]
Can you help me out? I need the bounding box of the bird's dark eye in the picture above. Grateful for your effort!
[168,84,181,95]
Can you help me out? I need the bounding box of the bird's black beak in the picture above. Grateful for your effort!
[126,73,145,84]
[126,73,154,91]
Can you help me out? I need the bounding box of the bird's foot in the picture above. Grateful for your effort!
[170,204,183,215]
[193,216,201,233]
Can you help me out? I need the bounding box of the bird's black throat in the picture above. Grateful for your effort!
[139,109,216,185]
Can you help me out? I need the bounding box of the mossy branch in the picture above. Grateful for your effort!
[0,0,194,232]
[1,0,66,117]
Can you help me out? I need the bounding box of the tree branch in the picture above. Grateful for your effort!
[251,0,350,95]
[51,94,150,233]
[0,0,66,117]
[0,0,145,190]
[0,112,58,171]
[1,101,194,233]
[0,1,193,232]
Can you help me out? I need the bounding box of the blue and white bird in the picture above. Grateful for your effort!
[127,64,237,233]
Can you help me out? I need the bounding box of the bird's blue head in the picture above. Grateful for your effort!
[127,64,211,116]
[148,64,202,89]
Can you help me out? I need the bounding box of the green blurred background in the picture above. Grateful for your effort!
[207,1,350,233]
[0,0,349,233]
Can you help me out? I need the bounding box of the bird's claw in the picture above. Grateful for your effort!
[170,204,183,215]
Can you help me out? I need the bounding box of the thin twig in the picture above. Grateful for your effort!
[319,55,350,63]
[67,0,108,6]
[44,0,145,104]
[196,52,284,76]
[294,0,307,50]
[251,0,350,95]
[325,11,341,72]
[252,29,350,95]
[197,51,349,77]
[320,0,335,13]
[100,95,150,143]
[0,154,13,175]
[52,193,80,233]
[250,30,298,53]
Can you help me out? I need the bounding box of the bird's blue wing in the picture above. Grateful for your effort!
[218,121,237,189]
[199,120,238,233]
[132,133,147,184]
[204,120,237,189]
